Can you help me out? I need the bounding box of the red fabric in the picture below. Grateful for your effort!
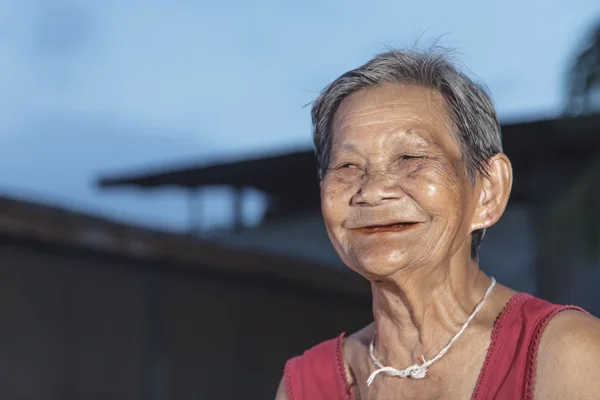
[471,293,585,400]
[284,293,586,400]
[284,333,352,400]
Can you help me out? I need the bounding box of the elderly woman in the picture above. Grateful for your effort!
[275,49,600,400]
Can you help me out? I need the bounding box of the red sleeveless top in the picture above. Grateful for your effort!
[284,293,585,400]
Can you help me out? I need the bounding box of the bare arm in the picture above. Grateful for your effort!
[274,376,288,400]
[534,310,600,399]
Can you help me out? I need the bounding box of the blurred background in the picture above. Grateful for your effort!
[1,0,600,398]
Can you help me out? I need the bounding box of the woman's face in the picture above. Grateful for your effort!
[321,84,480,278]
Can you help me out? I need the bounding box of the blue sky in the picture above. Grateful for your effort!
[1,0,599,231]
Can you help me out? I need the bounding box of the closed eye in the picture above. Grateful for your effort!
[337,163,359,169]
[400,155,425,161]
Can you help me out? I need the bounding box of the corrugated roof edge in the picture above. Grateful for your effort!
[0,195,369,298]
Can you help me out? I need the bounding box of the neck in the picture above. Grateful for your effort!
[371,254,492,368]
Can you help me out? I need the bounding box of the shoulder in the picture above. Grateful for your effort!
[537,309,600,362]
[533,309,600,399]
[345,323,375,349]
[274,376,288,400]
[343,323,375,387]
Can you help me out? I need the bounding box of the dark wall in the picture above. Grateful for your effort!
[0,236,372,399]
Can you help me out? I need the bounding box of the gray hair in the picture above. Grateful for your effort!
[311,48,503,260]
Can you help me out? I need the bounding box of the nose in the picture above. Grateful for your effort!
[351,174,405,206]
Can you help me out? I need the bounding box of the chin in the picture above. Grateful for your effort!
[347,248,413,279]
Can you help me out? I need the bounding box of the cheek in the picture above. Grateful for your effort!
[405,161,465,213]
[320,178,351,225]
[321,174,359,206]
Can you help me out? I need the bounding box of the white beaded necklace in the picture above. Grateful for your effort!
[367,277,496,386]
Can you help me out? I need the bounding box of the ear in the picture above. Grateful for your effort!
[470,153,513,232]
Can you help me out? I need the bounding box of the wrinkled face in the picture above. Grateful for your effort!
[321,84,479,278]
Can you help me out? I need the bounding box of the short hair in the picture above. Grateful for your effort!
[311,48,503,260]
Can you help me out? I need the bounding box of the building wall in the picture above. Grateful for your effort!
[0,237,371,400]
[0,240,148,400]
[217,212,346,269]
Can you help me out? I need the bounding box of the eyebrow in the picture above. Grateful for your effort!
[336,143,360,153]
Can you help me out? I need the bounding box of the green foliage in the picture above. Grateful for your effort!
[566,19,600,114]
[539,156,600,271]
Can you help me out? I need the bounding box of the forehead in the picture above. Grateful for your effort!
[331,84,460,156]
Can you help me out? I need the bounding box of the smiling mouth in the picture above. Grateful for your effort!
[353,222,421,234]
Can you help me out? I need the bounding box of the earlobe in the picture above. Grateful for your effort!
[471,153,513,231]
